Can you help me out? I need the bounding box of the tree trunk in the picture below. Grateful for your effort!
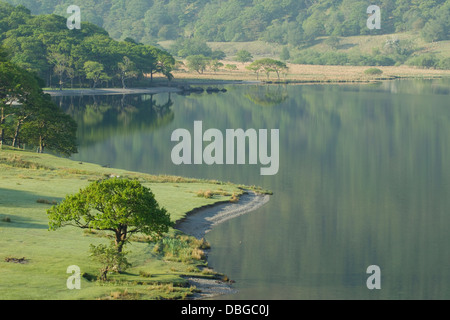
[12,119,22,148]
[0,107,4,150]
[100,268,108,281]
[38,135,44,153]
[115,226,127,253]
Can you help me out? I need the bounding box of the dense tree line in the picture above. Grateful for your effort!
[0,45,77,155]
[4,0,449,46]
[0,2,175,89]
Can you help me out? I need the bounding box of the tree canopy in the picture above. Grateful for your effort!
[3,0,448,46]
[47,178,173,254]
[247,58,288,80]
[0,1,176,89]
[0,49,77,155]
[47,178,173,280]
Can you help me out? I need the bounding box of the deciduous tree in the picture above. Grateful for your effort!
[83,61,109,89]
[47,178,173,255]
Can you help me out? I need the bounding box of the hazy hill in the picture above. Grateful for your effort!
[1,1,449,70]
[3,0,449,46]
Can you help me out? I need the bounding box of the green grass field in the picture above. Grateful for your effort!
[0,147,251,300]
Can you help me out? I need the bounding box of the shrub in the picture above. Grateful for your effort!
[324,36,340,49]
[4,256,28,263]
[225,64,238,71]
[201,267,215,275]
[230,193,240,203]
[139,271,153,278]
[191,248,205,260]
[186,55,209,74]
[235,49,253,63]
[196,190,213,198]
[36,199,58,205]
[293,50,398,66]
[171,38,212,58]
[89,243,131,281]
[364,68,383,75]
[406,54,439,69]
[153,235,210,263]
[437,57,450,70]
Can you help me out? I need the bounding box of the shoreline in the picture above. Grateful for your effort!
[175,191,270,240]
[44,87,184,96]
[44,66,450,97]
[174,191,271,299]
[43,80,249,96]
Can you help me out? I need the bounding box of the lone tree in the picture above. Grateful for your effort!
[186,55,209,74]
[235,49,253,63]
[248,58,288,80]
[47,178,172,265]
[83,61,109,89]
[117,56,138,89]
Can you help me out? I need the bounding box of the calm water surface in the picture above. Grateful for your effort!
[56,79,450,299]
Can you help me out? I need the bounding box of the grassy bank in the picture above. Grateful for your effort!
[0,147,265,300]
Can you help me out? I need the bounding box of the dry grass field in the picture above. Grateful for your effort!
[171,61,450,83]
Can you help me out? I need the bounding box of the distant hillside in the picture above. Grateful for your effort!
[3,0,450,46]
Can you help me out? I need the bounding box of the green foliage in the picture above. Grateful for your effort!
[153,234,210,263]
[436,57,450,70]
[20,94,78,156]
[83,61,109,88]
[292,50,400,67]
[170,38,212,58]
[421,19,447,43]
[0,54,77,155]
[89,243,131,281]
[117,56,138,89]
[0,46,8,62]
[169,37,225,60]
[364,68,383,75]
[47,178,173,254]
[209,59,224,73]
[4,0,449,46]
[324,36,341,50]
[0,2,175,88]
[235,50,253,63]
[248,58,288,80]
[225,64,238,71]
[279,47,290,61]
[420,3,450,43]
[186,55,210,74]
[406,54,440,69]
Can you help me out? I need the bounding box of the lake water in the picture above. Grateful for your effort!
[55,79,450,300]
